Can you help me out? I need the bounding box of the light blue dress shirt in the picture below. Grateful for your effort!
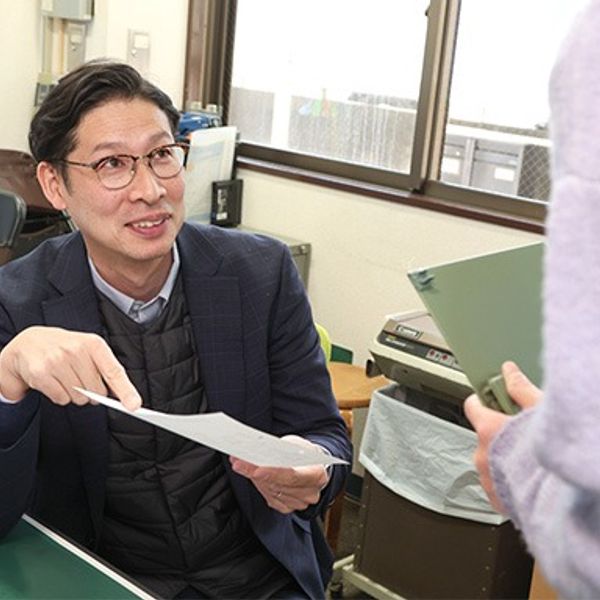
[88,244,180,325]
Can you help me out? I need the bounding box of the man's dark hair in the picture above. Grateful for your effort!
[29,60,180,170]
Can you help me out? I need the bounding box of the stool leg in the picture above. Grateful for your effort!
[324,488,345,554]
[324,411,352,554]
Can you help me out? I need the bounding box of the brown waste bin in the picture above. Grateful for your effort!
[353,471,533,599]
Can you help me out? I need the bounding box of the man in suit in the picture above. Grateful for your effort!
[0,60,351,599]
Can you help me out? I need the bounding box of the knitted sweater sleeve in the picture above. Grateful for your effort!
[490,408,600,598]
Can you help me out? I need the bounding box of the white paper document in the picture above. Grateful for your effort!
[75,388,347,468]
[183,126,237,223]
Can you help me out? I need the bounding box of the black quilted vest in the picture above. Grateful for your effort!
[95,277,292,598]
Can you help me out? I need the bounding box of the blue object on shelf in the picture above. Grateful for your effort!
[177,111,223,140]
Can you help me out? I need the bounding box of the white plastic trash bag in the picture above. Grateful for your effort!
[359,385,506,525]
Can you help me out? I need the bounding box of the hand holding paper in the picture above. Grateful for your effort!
[75,388,347,469]
[230,435,331,514]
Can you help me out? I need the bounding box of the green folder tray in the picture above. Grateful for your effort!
[0,517,149,599]
[408,242,544,414]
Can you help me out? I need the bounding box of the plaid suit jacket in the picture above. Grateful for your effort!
[0,222,351,598]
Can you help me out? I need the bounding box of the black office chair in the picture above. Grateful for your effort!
[0,189,27,266]
[0,150,72,260]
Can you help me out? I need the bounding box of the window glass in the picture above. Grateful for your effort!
[442,0,588,201]
[229,0,429,174]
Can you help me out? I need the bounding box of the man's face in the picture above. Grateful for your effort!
[39,97,185,282]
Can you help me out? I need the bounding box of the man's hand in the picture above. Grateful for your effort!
[229,435,329,514]
[464,361,542,512]
[0,326,141,410]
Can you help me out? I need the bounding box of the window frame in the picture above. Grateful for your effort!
[184,0,547,233]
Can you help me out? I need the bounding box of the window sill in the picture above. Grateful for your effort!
[236,156,546,235]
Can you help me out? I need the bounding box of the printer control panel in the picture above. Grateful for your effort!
[377,331,462,373]
[424,347,459,369]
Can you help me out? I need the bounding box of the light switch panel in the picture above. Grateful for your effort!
[66,22,87,71]
[127,30,150,75]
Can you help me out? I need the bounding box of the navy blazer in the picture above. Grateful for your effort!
[0,222,351,598]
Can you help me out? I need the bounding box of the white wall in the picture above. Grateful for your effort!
[0,0,187,153]
[87,0,188,108]
[0,0,42,151]
[239,169,542,366]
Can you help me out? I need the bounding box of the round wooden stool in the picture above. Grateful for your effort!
[328,361,389,433]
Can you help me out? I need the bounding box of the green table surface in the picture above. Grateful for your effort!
[0,517,151,599]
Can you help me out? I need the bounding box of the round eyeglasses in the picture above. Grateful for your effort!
[54,142,189,190]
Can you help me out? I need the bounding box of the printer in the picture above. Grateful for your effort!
[369,308,473,424]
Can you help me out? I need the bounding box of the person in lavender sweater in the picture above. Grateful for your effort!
[464,2,600,597]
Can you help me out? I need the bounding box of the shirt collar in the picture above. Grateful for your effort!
[88,243,181,323]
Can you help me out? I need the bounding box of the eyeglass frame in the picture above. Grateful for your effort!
[51,142,190,190]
